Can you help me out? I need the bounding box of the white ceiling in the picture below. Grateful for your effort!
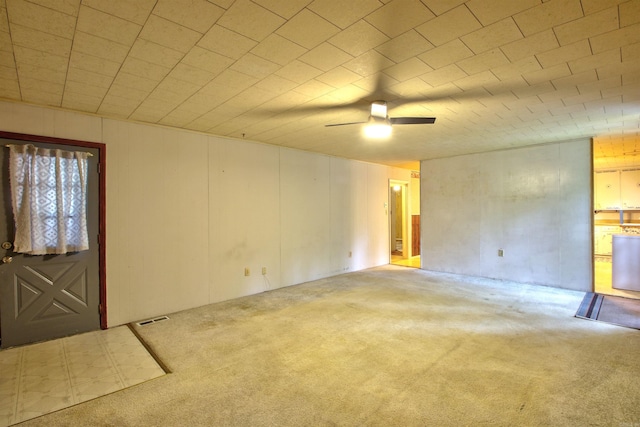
[1,0,639,169]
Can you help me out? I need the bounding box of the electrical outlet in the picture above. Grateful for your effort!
[498,249,504,257]
[244,267,250,276]
[262,267,267,275]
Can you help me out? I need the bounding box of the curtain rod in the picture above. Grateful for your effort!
[5,144,93,156]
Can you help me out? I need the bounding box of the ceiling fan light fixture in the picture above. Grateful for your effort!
[364,116,392,138]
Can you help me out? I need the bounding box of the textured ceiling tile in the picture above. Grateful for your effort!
[511,81,554,99]
[251,34,308,65]
[590,23,640,53]
[230,54,280,79]
[154,78,201,101]
[365,0,435,38]
[298,42,353,71]
[10,24,72,58]
[198,25,257,60]
[20,77,63,95]
[13,45,67,72]
[120,56,171,82]
[466,0,539,26]
[522,63,572,85]
[389,77,433,97]
[535,39,591,68]
[159,109,200,128]
[129,39,184,69]
[353,72,398,92]
[209,69,259,91]
[61,92,102,113]
[456,49,509,75]
[492,56,541,81]
[15,61,65,84]
[64,80,109,99]
[98,95,139,117]
[328,20,389,57]
[383,57,433,81]
[376,30,434,63]
[0,5,8,35]
[598,58,640,83]
[293,79,334,97]
[225,85,280,110]
[536,86,578,103]
[153,0,223,33]
[182,46,235,74]
[258,90,314,111]
[620,0,640,27]
[554,7,619,46]
[622,42,640,62]
[419,64,467,86]
[21,86,62,105]
[418,39,473,68]
[578,75,622,94]
[66,67,113,88]
[569,48,620,74]
[7,0,76,38]
[275,60,323,83]
[415,5,481,46]
[419,0,466,16]
[581,0,628,15]
[81,0,155,25]
[217,0,285,42]
[308,0,382,29]
[27,0,79,16]
[460,18,523,54]
[69,50,121,77]
[168,63,216,86]
[254,74,299,95]
[252,0,310,19]
[500,30,558,62]
[343,50,395,77]
[513,0,584,36]
[77,6,141,46]
[552,69,598,89]
[139,15,202,54]
[0,51,16,68]
[130,103,173,123]
[109,76,155,98]
[316,66,363,88]
[276,9,340,49]
[71,31,130,63]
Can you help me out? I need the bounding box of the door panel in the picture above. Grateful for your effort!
[0,139,100,348]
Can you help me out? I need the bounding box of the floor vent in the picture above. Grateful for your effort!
[136,315,169,326]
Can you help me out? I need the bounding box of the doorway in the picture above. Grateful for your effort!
[0,132,106,348]
[389,179,420,268]
[593,138,640,300]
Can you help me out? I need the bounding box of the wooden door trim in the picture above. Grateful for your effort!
[0,131,107,329]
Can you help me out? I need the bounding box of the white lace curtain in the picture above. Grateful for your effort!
[8,144,90,255]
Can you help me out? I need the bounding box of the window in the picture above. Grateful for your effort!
[8,144,90,255]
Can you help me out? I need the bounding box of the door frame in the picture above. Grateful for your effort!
[389,179,410,262]
[0,131,107,329]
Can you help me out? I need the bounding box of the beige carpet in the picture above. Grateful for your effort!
[19,266,640,426]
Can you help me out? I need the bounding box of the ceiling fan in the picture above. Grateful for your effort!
[325,100,436,138]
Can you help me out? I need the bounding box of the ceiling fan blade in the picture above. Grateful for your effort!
[390,117,436,125]
[325,121,367,127]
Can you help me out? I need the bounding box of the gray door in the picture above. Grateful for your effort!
[0,139,101,348]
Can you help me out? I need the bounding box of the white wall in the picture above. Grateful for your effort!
[421,139,593,291]
[0,100,407,326]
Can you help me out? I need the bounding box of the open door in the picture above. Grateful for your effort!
[389,180,417,267]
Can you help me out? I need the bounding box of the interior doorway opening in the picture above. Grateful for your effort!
[593,138,640,300]
[389,178,420,268]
